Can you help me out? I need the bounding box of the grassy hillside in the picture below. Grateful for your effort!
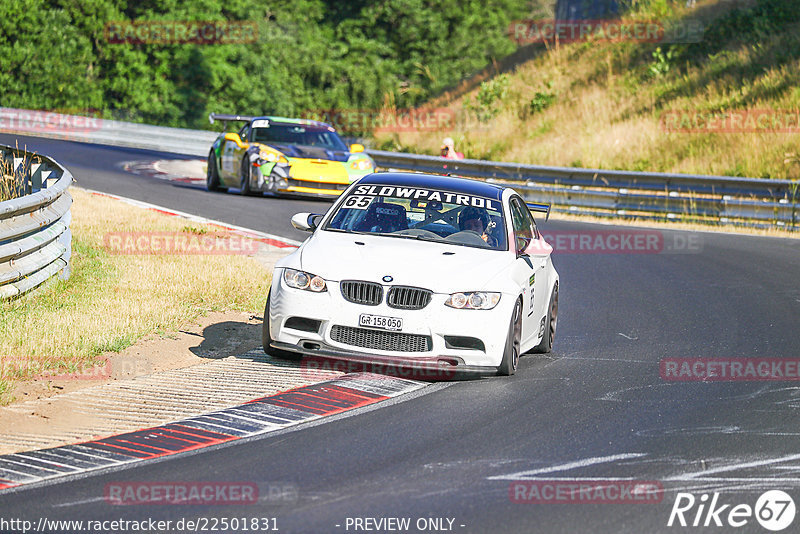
[377,0,800,180]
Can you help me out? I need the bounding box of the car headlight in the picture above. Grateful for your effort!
[445,292,501,310]
[283,268,327,292]
[349,158,373,171]
[260,152,288,164]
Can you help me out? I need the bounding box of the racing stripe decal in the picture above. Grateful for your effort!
[0,373,424,492]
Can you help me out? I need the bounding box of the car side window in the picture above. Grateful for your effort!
[528,208,539,239]
[238,124,250,142]
[510,198,535,241]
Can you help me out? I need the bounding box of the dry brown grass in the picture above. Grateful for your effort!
[377,0,800,180]
[0,188,272,404]
[1,160,18,202]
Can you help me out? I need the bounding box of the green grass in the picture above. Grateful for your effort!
[0,188,272,405]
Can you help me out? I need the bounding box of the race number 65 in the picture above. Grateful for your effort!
[344,195,372,209]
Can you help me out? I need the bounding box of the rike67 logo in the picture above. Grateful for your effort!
[668,490,796,531]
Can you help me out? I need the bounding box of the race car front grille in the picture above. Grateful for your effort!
[387,286,432,310]
[330,325,432,353]
[341,280,383,306]
[340,280,383,306]
[287,179,349,191]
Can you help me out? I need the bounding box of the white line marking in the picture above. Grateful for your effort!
[12,454,80,471]
[561,356,652,363]
[77,186,302,246]
[53,496,106,508]
[666,453,800,481]
[524,476,800,483]
[487,453,647,480]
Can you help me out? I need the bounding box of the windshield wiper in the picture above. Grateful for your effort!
[377,232,444,243]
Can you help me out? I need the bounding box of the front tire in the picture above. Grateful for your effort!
[262,290,302,361]
[533,283,558,353]
[498,298,523,376]
[239,157,254,195]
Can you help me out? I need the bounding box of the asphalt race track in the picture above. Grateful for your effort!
[1,133,800,533]
[0,134,328,243]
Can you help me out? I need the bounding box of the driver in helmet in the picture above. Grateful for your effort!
[458,206,497,247]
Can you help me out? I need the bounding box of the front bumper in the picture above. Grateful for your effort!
[270,340,496,379]
[269,271,515,377]
[251,159,369,198]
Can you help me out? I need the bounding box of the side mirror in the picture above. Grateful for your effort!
[291,212,322,232]
[349,143,365,153]
[515,236,531,257]
[224,132,245,147]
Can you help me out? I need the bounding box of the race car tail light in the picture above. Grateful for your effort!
[387,286,432,310]
[340,280,383,306]
[445,292,501,310]
[284,268,327,292]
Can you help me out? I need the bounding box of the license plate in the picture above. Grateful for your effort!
[359,314,403,331]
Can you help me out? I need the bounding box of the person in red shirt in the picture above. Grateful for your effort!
[440,137,464,160]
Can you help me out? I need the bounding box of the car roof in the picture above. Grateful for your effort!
[251,116,334,130]
[357,172,506,201]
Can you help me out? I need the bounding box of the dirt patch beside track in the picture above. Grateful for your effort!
[0,311,343,454]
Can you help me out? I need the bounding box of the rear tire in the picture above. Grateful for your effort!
[262,289,302,361]
[206,151,224,191]
[533,283,558,353]
[498,298,523,376]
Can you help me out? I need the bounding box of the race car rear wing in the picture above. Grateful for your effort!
[208,113,256,129]
[527,202,551,221]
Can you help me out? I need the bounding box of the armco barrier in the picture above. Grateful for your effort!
[367,150,800,230]
[0,144,72,299]
[1,107,797,230]
[0,107,216,157]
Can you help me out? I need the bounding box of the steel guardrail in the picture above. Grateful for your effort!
[0,143,72,299]
[364,150,799,230]
[1,107,797,230]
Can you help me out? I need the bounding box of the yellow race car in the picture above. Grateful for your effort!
[206,113,375,197]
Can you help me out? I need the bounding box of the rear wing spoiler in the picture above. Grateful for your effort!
[208,113,256,128]
[526,202,551,222]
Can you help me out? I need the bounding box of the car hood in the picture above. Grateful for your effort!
[267,143,350,162]
[298,231,514,293]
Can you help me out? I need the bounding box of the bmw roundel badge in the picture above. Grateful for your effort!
[382,275,393,283]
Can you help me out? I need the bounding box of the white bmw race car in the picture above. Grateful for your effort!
[263,172,559,376]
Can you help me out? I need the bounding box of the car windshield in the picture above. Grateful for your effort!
[251,124,348,151]
[324,184,507,251]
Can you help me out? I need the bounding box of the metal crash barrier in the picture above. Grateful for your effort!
[0,144,72,299]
